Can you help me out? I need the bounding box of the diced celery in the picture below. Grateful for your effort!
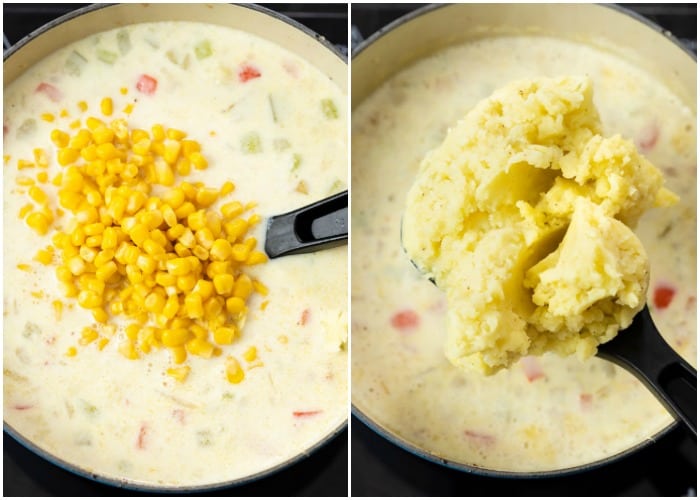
[291,153,302,172]
[17,119,37,138]
[65,50,87,76]
[22,321,41,338]
[196,430,213,446]
[321,98,339,120]
[117,29,131,54]
[166,50,179,65]
[79,399,98,416]
[194,40,213,60]
[273,138,290,152]
[328,179,344,194]
[97,48,118,64]
[241,132,262,154]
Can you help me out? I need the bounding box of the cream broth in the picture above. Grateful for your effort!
[4,22,347,487]
[352,36,695,472]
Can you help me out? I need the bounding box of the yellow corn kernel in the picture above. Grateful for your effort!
[118,340,139,360]
[69,128,92,149]
[231,243,250,262]
[69,119,82,129]
[101,97,113,116]
[209,239,232,261]
[162,294,180,319]
[92,125,115,145]
[144,291,166,313]
[65,346,78,357]
[243,346,258,363]
[195,188,218,207]
[174,201,196,220]
[125,323,141,341]
[16,175,35,186]
[162,328,191,347]
[17,263,31,272]
[79,327,99,346]
[185,337,215,358]
[96,142,119,160]
[92,307,109,323]
[234,274,253,300]
[260,300,269,311]
[177,274,196,293]
[166,365,191,382]
[225,356,245,384]
[51,300,64,320]
[213,274,234,295]
[226,297,246,315]
[34,248,53,265]
[190,279,213,300]
[19,203,34,219]
[95,261,118,282]
[26,212,50,235]
[253,280,269,297]
[220,181,235,196]
[51,129,70,148]
[166,257,192,276]
[77,290,102,309]
[220,201,244,219]
[246,251,268,266]
[192,245,208,260]
[170,346,187,364]
[189,152,208,170]
[86,116,105,130]
[60,282,79,297]
[213,326,236,345]
[33,148,49,168]
[36,171,49,183]
[57,147,80,166]
[40,112,55,123]
[135,254,157,275]
[195,228,214,250]
[184,293,204,319]
[97,338,110,351]
[224,218,248,242]
[76,100,88,112]
[17,159,35,170]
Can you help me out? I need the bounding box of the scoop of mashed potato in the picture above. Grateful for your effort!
[402,75,677,374]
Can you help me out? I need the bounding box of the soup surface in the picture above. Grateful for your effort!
[4,21,347,487]
[352,35,696,472]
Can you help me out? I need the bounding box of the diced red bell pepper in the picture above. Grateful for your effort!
[653,284,676,309]
[293,410,322,418]
[238,64,261,83]
[136,74,158,95]
[35,82,62,102]
[390,309,419,331]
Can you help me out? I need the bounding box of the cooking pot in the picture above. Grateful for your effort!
[4,3,347,493]
[351,2,696,483]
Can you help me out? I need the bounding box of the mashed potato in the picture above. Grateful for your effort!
[402,75,677,374]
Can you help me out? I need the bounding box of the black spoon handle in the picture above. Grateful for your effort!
[264,190,348,258]
[597,305,697,436]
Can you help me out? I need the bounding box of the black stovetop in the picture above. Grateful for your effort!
[350,3,696,497]
[3,3,347,497]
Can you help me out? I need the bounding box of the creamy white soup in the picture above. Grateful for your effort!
[4,21,347,487]
[352,35,695,472]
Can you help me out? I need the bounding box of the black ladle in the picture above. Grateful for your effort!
[597,304,696,435]
[264,190,347,258]
[403,234,696,435]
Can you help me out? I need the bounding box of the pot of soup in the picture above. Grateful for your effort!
[4,3,347,492]
[351,3,696,479]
